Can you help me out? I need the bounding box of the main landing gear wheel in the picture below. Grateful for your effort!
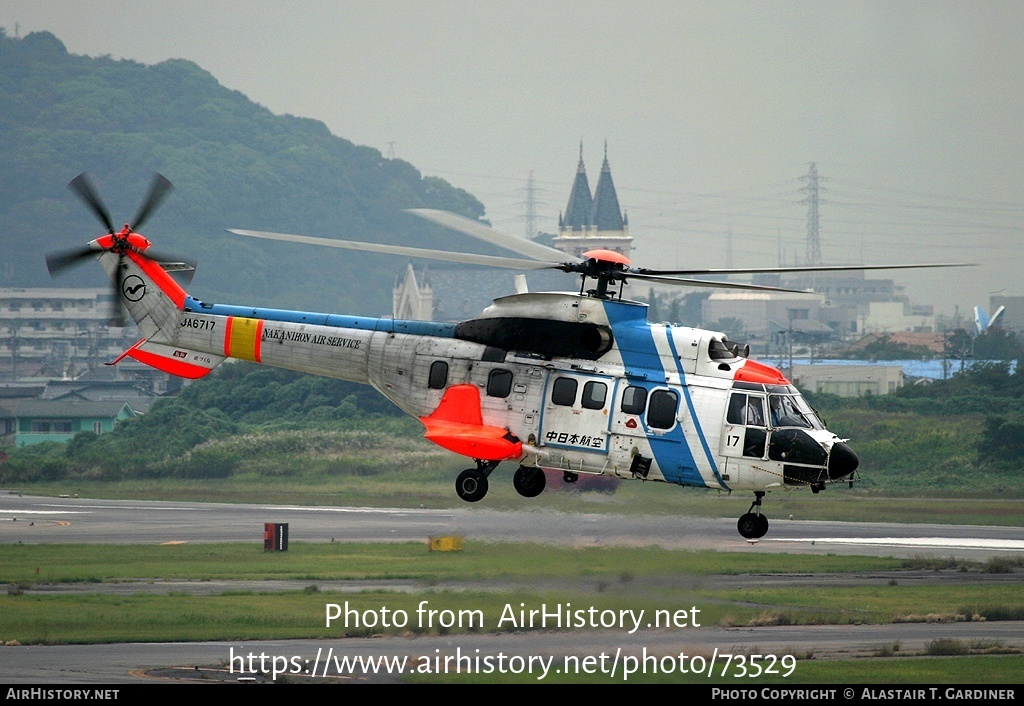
[513,466,546,498]
[737,513,769,539]
[455,469,488,502]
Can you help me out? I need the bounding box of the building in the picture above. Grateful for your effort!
[393,145,633,320]
[0,398,137,446]
[860,301,936,334]
[990,295,1024,333]
[0,287,127,379]
[0,287,175,392]
[847,331,947,356]
[790,364,904,397]
[702,291,828,340]
[552,143,633,260]
[393,264,434,320]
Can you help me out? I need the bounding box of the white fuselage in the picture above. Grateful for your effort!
[159,290,848,493]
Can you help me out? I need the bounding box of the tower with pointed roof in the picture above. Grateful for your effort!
[392,263,433,321]
[553,143,632,260]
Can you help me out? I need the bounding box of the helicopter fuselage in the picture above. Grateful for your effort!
[94,246,859,538]
[124,262,857,505]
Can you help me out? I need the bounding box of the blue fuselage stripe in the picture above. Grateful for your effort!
[183,296,457,337]
[665,327,727,490]
[603,302,704,487]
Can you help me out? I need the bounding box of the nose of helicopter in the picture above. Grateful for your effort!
[827,441,859,479]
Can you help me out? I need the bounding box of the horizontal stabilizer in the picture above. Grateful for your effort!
[420,384,523,461]
[109,339,226,379]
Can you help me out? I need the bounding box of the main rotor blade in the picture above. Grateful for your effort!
[45,246,99,277]
[406,209,582,263]
[634,262,974,276]
[68,173,115,234]
[624,271,811,293]
[131,173,173,230]
[228,228,569,271]
[142,248,197,271]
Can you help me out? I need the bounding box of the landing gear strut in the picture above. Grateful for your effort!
[513,465,546,498]
[737,491,769,539]
[455,460,499,503]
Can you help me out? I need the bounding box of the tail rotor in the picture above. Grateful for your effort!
[46,172,194,327]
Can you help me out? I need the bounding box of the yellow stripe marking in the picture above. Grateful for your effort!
[228,317,262,362]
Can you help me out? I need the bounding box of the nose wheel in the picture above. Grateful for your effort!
[737,492,770,539]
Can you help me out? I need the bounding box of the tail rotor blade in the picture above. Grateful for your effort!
[131,173,173,231]
[45,246,97,277]
[108,254,129,327]
[68,173,115,234]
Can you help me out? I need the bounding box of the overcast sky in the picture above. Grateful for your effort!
[3,1,1022,317]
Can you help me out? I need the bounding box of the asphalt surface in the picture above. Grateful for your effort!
[3,491,1024,559]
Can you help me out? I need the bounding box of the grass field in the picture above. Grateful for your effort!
[2,543,1022,683]
[1,543,1021,666]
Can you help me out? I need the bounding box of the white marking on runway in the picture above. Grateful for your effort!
[777,537,1024,551]
[0,509,92,515]
[37,504,198,511]
[261,505,451,517]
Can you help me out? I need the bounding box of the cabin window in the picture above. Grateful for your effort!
[486,369,513,398]
[621,386,647,415]
[581,381,607,410]
[428,360,449,389]
[551,377,578,406]
[646,389,679,429]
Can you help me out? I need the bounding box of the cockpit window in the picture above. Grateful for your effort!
[792,394,825,430]
[727,393,765,426]
[768,394,823,430]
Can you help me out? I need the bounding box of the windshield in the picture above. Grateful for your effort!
[768,394,824,430]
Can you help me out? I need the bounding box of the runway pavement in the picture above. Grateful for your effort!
[2,490,1023,559]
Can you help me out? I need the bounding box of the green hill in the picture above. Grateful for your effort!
[0,29,486,315]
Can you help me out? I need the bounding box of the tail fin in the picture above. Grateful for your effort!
[974,305,1006,335]
[99,249,226,378]
[99,248,186,342]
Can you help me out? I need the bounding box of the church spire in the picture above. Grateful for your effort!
[562,141,593,231]
[553,143,632,260]
[590,143,624,231]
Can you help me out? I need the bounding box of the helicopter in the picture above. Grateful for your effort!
[47,172,964,539]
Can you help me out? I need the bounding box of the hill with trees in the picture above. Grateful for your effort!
[0,29,487,315]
